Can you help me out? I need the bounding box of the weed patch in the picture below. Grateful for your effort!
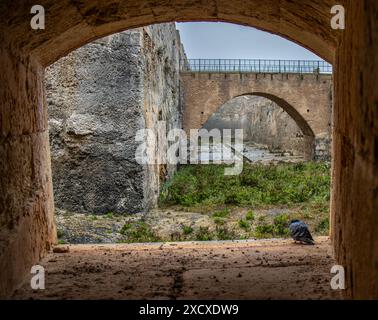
[119,221,161,243]
[160,162,330,208]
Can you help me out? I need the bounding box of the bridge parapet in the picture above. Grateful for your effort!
[181,59,332,74]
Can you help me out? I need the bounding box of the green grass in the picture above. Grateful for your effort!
[57,229,65,239]
[213,217,226,225]
[119,221,161,243]
[192,226,238,241]
[246,210,255,221]
[111,162,330,243]
[212,208,230,218]
[105,212,114,219]
[238,219,250,231]
[254,224,275,238]
[315,217,329,233]
[195,227,214,241]
[182,225,193,235]
[159,162,330,208]
[254,214,290,238]
[216,226,237,240]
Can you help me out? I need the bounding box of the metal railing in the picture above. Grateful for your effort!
[180,59,332,74]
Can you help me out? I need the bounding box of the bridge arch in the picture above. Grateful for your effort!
[202,92,316,159]
[1,0,377,299]
[181,72,331,160]
[234,92,315,138]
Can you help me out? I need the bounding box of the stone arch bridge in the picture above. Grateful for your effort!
[181,59,333,159]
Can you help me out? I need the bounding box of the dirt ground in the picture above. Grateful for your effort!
[13,237,343,300]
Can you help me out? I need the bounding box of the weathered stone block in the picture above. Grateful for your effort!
[46,24,186,215]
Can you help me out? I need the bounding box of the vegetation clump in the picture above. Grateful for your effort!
[315,217,329,233]
[159,162,330,208]
[238,219,250,231]
[181,225,193,235]
[212,208,230,218]
[119,221,161,243]
[254,214,290,238]
[157,162,330,240]
[58,163,330,244]
[246,210,255,221]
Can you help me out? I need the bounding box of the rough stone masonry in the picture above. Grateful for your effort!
[46,23,186,215]
[203,95,315,158]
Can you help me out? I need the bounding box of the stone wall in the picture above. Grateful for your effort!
[203,95,313,157]
[46,23,185,215]
[331,0,378,299]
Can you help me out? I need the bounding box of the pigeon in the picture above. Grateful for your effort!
[289,219,315,245]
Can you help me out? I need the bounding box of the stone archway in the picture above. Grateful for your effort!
[244,93,316,138]
[0,0,377,298]
[202,93,318,160]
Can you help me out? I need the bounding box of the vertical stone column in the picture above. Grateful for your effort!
[0,49,56,298]
[331,0,378,298]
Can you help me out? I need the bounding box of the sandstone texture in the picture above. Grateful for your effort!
[46,23,186,215]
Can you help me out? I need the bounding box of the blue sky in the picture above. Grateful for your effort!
[176,22,322,60]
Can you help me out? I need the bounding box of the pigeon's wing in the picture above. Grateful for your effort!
[290,222,314,243]
[297,222,314,243]
[300,226,314,242]
[289,222,302,239]
[289,223,296,237]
